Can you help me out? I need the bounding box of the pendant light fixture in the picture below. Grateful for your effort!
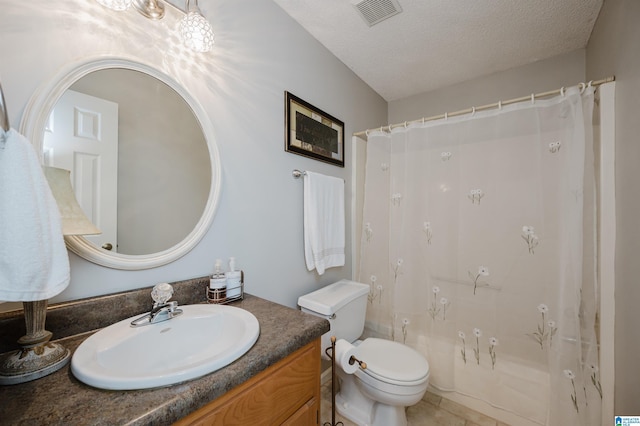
[95,0,213,53]
[96,0,165,19]
[134,0,165,20]
[179,0,214,53]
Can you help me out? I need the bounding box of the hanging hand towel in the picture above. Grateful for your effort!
[303,171,345,275]
[0,128,70,301]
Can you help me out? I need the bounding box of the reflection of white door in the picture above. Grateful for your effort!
[43,90,119,251]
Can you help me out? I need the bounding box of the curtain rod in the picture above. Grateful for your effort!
[353,76,615,138]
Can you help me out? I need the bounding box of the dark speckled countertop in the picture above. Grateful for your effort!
[0,278,329,425]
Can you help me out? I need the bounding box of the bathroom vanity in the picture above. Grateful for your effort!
[176,339,320,425]
[0,279,329,425]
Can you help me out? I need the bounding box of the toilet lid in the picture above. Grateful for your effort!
[356,338,429,384]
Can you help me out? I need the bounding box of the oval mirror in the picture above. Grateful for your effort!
[20,57,221,270]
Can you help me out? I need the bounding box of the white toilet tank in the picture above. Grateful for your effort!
[298,280,369,354]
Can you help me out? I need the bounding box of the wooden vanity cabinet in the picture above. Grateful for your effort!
[175,339,321,426]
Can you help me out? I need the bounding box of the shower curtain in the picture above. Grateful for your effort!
[358,86,601,425]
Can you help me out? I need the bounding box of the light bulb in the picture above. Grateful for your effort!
[179,10,214,53]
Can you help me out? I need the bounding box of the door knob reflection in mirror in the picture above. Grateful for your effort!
[102,243,113,251]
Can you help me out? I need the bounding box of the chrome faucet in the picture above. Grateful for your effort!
[131,283,183,327]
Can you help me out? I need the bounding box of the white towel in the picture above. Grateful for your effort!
[303,171,345,275]
[0,128,70,301]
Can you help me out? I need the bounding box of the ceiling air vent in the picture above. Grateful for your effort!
[352,0,403,27]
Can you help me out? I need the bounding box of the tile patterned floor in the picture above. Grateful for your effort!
[320,380,511,426]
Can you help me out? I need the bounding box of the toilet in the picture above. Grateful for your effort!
[298,279,430,426]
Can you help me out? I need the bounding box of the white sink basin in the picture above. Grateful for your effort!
[71,304,259,390]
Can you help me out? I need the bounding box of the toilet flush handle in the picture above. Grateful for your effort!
[349,355,367,370]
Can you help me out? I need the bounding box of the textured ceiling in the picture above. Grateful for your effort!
[271,0,603,101]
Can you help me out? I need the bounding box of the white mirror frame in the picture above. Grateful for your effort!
[20,56,222,270]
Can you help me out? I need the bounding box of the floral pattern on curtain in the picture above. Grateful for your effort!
[358,87,601,425]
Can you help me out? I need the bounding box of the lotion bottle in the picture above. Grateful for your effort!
[225,257,242,299]
[209,259,227,302]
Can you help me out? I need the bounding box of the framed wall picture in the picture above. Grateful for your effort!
[285,91,345,167]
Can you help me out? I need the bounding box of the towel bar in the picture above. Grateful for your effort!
[292,169,307,179]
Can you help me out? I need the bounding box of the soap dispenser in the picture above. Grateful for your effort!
[208,259,226,303]
[225,257,243,299]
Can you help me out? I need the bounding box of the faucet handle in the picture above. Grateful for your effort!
[151,283,174,305]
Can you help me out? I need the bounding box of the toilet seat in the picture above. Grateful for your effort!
[355,338,429,386]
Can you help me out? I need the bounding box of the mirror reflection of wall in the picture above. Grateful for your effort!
[47,68,211,255]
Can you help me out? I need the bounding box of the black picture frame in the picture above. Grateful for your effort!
[284,91,345,167]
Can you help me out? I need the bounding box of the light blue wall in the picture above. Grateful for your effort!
[0,0,387,309]
[586,0,640,414]
[388,49,586,124]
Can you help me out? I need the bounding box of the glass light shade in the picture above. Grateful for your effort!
[95,0,133,11]
[179,11,214,53]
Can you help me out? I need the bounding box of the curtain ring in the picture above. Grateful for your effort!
[471,107,475,116]
[380,126,384,133]
[531,93,535,104]
[444,112,448,120]
[560,87,565,96]
[388,125,392,132]
[498,101,502,110]
[579,82,586,93]
[365,129,370,137]
[422,117,425,125]
[588,80,593,88]
[404,121,407,128]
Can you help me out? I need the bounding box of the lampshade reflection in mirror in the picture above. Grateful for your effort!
[43,167,101,236]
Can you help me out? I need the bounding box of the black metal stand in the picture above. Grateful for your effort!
[323,336,343,426]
